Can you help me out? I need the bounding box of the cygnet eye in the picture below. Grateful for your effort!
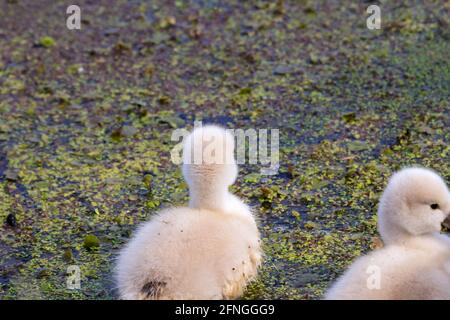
[430,203,439,210]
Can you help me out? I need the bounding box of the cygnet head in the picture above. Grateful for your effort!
[378,167,450,244]
[182,125,238,210]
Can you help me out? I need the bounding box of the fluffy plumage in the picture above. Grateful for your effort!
[115,125,262,300]
[325,167,450,300]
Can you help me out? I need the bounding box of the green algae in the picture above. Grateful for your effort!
[83,235,100,250]
[38,36,56,48]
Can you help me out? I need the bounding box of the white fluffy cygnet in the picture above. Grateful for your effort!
[115,125,262,300]
[325,167,450,300]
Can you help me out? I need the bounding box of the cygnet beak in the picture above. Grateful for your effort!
[443,216,450,231]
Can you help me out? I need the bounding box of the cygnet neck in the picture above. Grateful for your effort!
[188,183,231,212]
[380,220,439,245]
[381,226,413,245]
